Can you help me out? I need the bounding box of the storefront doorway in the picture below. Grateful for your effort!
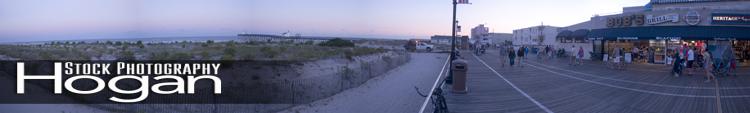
[733,41,750,65]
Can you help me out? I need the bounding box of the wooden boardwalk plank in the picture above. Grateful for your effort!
[442,50,750,113]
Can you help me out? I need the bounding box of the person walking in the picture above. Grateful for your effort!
[613,47,622,69]
[570,45,576,65]
[499,46,506,67]
[517,46,525,67]
[687,47,696,75]
[545,46,552,59]
[525,46,530,59]
[537,47,543,59]
[508,46,516,67]
[703,49,715,83]
[577,46,584,65]
[473,45,479,55]
[632,47,640,63]
[730,54,737,77]
[672,51,683,77]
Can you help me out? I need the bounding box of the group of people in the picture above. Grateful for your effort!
[498,45,584,67]
[670,45,724,82]
[537,46,558,61]
[488,42,739,83]
[473,44,487,55]
[501,46,529,67]
[629,46,653,63]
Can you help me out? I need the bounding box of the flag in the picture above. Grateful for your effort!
[456,0,470,4]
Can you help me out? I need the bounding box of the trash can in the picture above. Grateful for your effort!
[451,59,468,94]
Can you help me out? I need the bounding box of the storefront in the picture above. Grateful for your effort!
[588,26,750,64]
[553,0,750,62]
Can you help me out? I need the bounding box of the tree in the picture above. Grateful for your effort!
[319,38,355,47]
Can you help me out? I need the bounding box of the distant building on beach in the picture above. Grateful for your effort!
[512,25,561,46]
[471,24,512,46]
[485,33,513,45]
[238,33,330,44]
[471,24,489,41]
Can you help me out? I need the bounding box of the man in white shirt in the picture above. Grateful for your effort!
[687,47,695,75]
[570,45,576,65]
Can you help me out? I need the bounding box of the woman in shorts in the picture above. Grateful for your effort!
[703,50,715,83]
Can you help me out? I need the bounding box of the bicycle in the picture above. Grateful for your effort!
[415,85,449,113]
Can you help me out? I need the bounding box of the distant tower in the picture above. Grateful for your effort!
[538,22,545,45]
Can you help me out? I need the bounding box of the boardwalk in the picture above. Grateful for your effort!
[280,53,449,113]
[442,49,750,113]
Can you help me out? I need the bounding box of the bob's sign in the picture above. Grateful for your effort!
[607,14,645,28]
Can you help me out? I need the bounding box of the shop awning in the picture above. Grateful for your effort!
[571,29,589,40]
[556,30,573,40]
[588,26,750,40]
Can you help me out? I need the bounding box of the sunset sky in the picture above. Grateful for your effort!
[0,0,649,42]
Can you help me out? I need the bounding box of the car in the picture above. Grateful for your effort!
[405,40,434,52]
[416,42,434,52]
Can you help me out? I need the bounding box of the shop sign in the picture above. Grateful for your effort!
[607,14,645,28]
[712,13,750,25]
[645,13,679,25]
[713,38,736,40]
[685,11,701,25]
[655,37,681,40]
[617,37,638,40]
[588,37,603,40]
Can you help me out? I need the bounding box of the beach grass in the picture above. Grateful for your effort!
[0,40,386,61]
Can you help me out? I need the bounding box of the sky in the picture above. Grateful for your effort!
[0,0,650,42]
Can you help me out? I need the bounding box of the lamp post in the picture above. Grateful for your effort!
[447,0,469,84]
[450,0,458,61]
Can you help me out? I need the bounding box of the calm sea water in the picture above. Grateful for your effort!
[6,36,245,45]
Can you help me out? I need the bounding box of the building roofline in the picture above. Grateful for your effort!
[649,0,746,4]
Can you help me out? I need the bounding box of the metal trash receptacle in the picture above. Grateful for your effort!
[451,59,468,94]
